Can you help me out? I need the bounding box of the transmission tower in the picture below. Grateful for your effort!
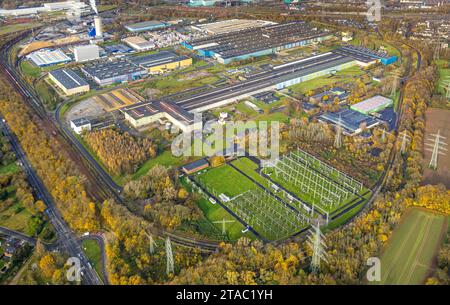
[166,237,174,275]
[433,36,441,61]
[390,70,402,98]
[400,130,411,154]
[307,220,328,274]
[334,115,342,149]
[439,77,450,99]
[381,129,386,143]
[425,130,448,170]
[213,218,235,235]
[144,231,156,255]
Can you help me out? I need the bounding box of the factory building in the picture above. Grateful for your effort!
[70,118,91,134]
[125,21,169,33]
[0,1,90,17]
[122,101,201,132]
[350,95,394,115]
[48,68,90,96]
[274,53,357,90]
[123,36,156,51]
[128,51,192,74]
[81,58,148,86]
[182,21,333,64]
[188,0,218,6]
[333,45,398,66]
[74,45,100,62]
[191,19,275,35]
[119,46,397,132]
[26,49,72,67]
[318,108,381,136]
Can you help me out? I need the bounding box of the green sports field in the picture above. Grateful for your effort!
[377,208,448,285]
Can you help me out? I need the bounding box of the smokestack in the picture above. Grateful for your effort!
[94,16,103,38]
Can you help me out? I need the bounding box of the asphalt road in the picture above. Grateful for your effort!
[0,116,103,285]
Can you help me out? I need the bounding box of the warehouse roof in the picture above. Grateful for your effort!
[182,158,209,172]
[319,108,380,135]
[71,117,91,127]
[49,68,88,89]
[125,20,168,32]
[332,45,389,63]
[185,21,331,61]
[128,51,190,68]
[350,95,393,114]
[27,49,71,66]
[81,59,147,81]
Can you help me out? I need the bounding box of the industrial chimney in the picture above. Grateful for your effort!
[94,15,103,37]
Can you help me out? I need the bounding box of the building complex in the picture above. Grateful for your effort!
[120,46,394,132]
[182,21,333,64]
[49,68,90,96]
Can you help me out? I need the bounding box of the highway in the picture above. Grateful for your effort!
[0,116,103,285]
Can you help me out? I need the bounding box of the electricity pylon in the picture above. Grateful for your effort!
[213,218,235,235]
[166,237,174,275]
[439,77,450,99]
[307,220,328,274]
[433,36,441,61]
[144,231,156,255]
[425,130,448,170]
[399,130,411,154]
[389,70,402,98]
[334,115,342,149]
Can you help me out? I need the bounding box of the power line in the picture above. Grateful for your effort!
[425,130,448,170]
[166,237,174,275]
[213,218,235,235]
[307,220,328,274]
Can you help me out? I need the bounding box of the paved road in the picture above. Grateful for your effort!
[0,116,103,285]
[79,234,110,285]
[0,226,37,246]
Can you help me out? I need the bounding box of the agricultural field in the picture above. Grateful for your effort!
[423,108,450,188]
[377,208,448,285]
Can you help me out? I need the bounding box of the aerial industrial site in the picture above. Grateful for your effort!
[0,0,448,295]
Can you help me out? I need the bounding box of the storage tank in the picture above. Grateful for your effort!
[94,16,103,37]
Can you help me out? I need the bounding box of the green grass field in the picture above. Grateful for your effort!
[81,239,104,283]
[436,59,449,95]
[377,208,448,285]
[0,163,20,175]
[289,65,364,95]
[0,203,33,233]
[0,23,41,36]
[193,160,310,241]
[195,164,257,197]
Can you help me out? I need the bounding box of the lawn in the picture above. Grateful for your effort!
[0,203,33,234]
[36,79,60,110]
[289,65,364,95]
[376,208,448,285]
[81,239,104,283]
[132,149,193,180]
[0,163,19,175]
[195,164,257,198]
[436,59,449,95]
[0,22,41,36]
[20,60,41,79]
[194,162,309,241]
